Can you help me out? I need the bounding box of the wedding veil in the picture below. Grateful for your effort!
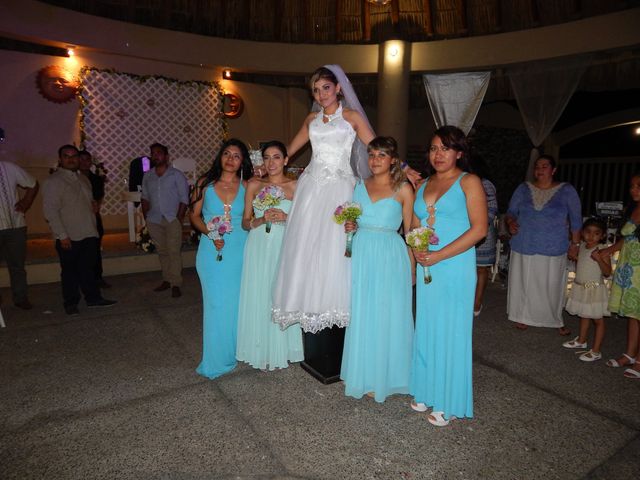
[311,64,373,179]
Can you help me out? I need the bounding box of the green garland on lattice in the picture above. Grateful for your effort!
[77,65,227,147]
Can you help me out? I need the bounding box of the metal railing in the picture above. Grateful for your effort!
[557,156,639,217]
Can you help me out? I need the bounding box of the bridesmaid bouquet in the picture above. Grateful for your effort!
[249,148,264,177]
[206,216,233,261]
[253,185,286,233]
[333,202,362,258]
[406,226,439,283]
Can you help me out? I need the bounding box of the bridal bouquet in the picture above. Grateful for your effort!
[406,226,439,284]
[333,202,362,258]
[206,215,233,261]
[253,185,286,233]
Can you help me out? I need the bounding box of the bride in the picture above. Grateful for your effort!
[272,65,375,334]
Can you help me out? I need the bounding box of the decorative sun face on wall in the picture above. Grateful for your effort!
[36,65,79,103]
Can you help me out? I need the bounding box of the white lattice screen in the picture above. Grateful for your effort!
[80,69,226,215]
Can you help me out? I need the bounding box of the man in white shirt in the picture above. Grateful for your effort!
[0,160,39,310]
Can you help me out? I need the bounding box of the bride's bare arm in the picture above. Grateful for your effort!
[287,112,315,158]
[344,109,375,146]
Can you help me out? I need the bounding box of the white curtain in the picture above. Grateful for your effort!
[509,55,591,147]
[423,72,491,135]
[508,55,591,178]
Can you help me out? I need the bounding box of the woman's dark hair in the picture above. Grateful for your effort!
[535,154,557,169]
[191,138,253,207]
[582,217,607,243]
[469,153,492,183]
[424,125,470,176]
[261,140,287,158]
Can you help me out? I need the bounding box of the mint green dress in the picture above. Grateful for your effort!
[609,220,640,319]
[236,199,304,370]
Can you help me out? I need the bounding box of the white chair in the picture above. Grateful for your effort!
[122,191,143,243]
[172,157,197,187]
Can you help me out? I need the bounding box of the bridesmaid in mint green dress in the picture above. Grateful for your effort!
[340,137,415,402]
[190,139,253,379]
[237,141,303,369]
[410,126,487,426]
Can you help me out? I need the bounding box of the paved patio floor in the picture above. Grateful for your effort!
[1,269,639,479]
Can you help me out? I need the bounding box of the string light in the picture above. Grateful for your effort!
[222,69,232,79]
[66,47,75,57]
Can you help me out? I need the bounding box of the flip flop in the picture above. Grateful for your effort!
[623,368,640,379]
[428,411,455,427]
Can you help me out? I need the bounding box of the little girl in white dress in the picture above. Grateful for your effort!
[563,218,612,361]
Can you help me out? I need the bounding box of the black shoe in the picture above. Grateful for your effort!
[87,298,117,308]
[171,286,182,298]
[153,281,171,292]
[15,299,33,310]
[65,305,80,316]
[98,279,112,289]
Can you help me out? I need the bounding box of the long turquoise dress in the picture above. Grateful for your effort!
[236,199,304,369]
[340,182,414,402]
[196,183,247,379]
[411,174,475,420]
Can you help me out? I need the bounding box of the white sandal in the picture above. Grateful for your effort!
[579,350,602,362]
[606,353,637,368]
[428,411,455,427]
[410,401,428,412]
[623,368,640,379]
[562,336,587,349]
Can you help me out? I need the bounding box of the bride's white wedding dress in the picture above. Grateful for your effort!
[272,103,357,333]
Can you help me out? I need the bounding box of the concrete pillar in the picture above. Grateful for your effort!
[377,40,411,160]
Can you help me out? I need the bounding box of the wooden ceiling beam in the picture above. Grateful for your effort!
[422,0,434,37]
[495,0,502,33]
[458,0,468,34]
[273,0,283,42]
[336,0,343,42]
[363,0,371,42]
[391,0,399,25]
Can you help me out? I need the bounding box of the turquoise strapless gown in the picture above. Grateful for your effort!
[340,182,414,402]
[236,199,304,369]
[195,183,247,379]
[411,174,475,420]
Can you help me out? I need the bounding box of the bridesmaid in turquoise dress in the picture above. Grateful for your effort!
[340,137,415,402]
[190,139,253,379]
[237,141,303,370]
[410,126,487,426]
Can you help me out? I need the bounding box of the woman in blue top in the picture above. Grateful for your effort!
[505,155,582,335]
[190,139,253,379]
